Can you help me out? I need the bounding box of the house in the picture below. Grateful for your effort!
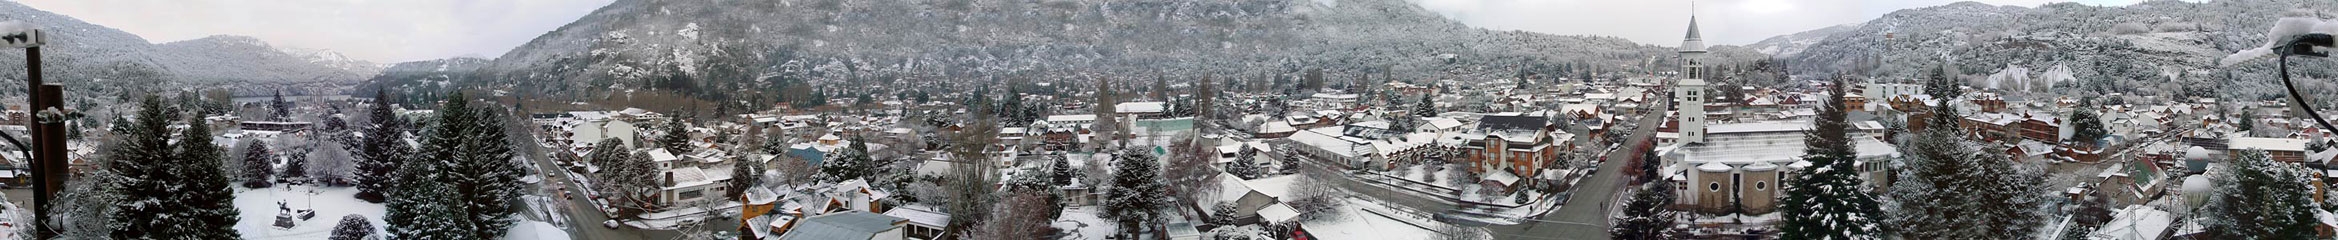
[1195,173,1297,226]
[1661,121,1900,214]
[881,205,951,240]
[1461,114,1564,181]
[2088,205,2173,240]
[2230,137,2310,163]
[777,212,909,240]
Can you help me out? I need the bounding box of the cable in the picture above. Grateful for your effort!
[2281,49,2338,137]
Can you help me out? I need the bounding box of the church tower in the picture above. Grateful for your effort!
[1675,13,1709,144]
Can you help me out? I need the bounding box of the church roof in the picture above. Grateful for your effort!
[1679,15,1707,53]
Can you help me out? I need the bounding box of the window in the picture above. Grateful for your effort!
[678,189,703,200]
[1708,182,1722,192]
[1756,181,1768,191]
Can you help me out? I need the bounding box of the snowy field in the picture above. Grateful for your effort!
[1302,197,1456,240]
[233,186,384,239]
[1052,206,1119,240]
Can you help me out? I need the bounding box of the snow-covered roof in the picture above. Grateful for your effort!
[647,148,681,162]
[2230,137,2309,152]
[882,205,952,229]
[1047,114,1098,123]
[1116,102,1167,114]
[2089,205,2172,240]
[1256,203,1301,223]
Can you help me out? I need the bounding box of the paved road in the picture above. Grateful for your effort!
[1489,98,1667,240]
[528,149,731,240]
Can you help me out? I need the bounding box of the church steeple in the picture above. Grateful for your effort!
[1679,7,1707,53]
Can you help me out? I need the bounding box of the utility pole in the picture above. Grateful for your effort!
[1,21,60,240]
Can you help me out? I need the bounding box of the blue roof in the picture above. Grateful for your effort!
[789,147,827,166]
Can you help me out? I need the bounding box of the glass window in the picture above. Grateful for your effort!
[1756,181,1767,190]
[1709,182,1722,192]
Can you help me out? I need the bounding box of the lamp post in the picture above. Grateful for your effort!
[1,20,62,240]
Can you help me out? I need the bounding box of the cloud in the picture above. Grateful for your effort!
[1401,0,2148,47]
[11,0,613,63]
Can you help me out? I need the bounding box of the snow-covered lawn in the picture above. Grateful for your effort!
[1053,207,1119,240]
[234,186,384,239]
[1303,197,1453,240]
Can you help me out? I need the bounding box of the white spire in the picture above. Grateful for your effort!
[1679,3,1707,53]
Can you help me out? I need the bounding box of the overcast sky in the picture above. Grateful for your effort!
[10,0,2164,63]
[13,0,612,63]
[1408,0,2160,47]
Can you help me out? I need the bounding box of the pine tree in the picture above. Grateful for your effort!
[2236,108,2256,133]
[726,155,763,199]
[1415,95,1437,118]
[105,96,178,239]
[2202,149,2320,239]
[174,116,243,239]
[823,138,875,181]
[1777,79,1884,239]
[384,160,473,240]
[243,141,277,188]
[273,89,294,121]
[283,151,309,179]
[660,119,691,153]
[1051,155,1075,186]
[1924,63,1964,99]
[1610,180,1678,240]
[357,89,409,203]
[1104,149,1169,238]
[417,93,524,239]
[2070,104,2108,146]
[330,214,377,240]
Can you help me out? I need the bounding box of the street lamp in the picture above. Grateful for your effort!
[0,20,64,240]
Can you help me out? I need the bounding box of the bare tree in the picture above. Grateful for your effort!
[968,190,1059,240]
[1163,133,1222,208]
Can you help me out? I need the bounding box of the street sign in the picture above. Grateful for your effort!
[0,21,41,48]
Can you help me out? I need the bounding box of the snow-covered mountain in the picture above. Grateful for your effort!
[0,0,380,97]
[1766,0,2327,102]
[1746,24,1857,57]
[451,0,1749,100]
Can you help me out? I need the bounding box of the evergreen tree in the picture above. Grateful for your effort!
[108,96,244,239]
[1610,180,1678,240]
[1777,79,1884,239]
[2201,149,2320,239]
[357,89,409,203]
[1889,121,2049,238]
[823,137,875,181]
[2070,103,2109,146]
[416,93,524,239]
[1104,149,1169,238]
[1924,63,1964,99]
[283,151,309,180]
[273,89,294,121]
[243,141,277,188]
[1415,95,1437,118]
[329,214,377,240]
[660,119,691,153]
[2237,108,2256,133]
[1227,157,1264,180]
[1051,155,1074,186]
[105,95,174,239]
[383,160,473,240]
[726,155,763,199]
[174,116,242,239]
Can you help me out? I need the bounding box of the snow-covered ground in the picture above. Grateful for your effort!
[233,186,385,239]
[1053,206,1119,240]
[1302,197,1451,240]
[502,220,571,240]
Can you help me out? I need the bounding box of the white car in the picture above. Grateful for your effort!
[602,220,620,229]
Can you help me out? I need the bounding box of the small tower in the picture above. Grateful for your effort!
[1676,13,1709,144]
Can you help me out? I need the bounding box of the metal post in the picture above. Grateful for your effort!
[26,46,52,240]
